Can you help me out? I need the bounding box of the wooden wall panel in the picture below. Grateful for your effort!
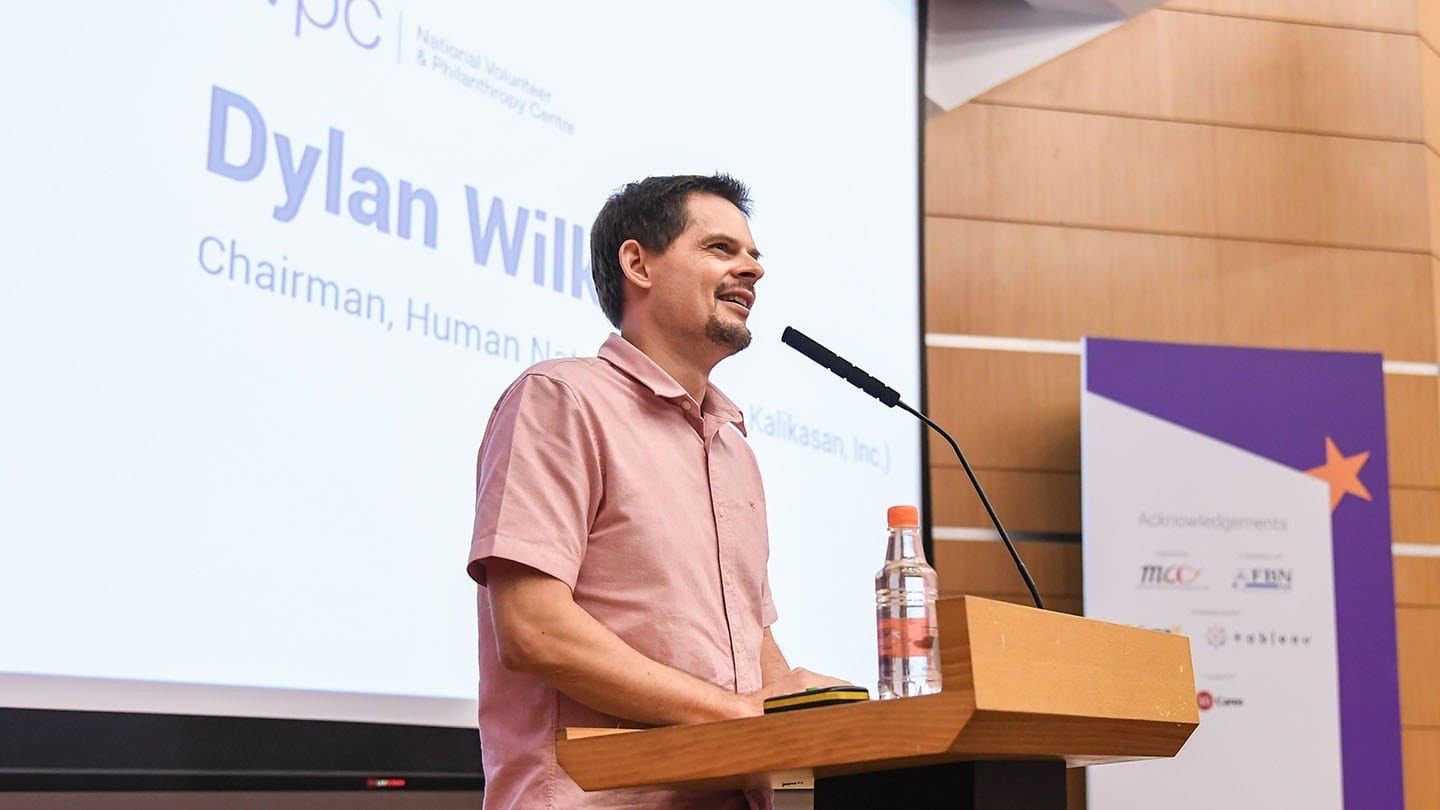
[980,10,1422,140]
[924,217,1437,361]
[926,104,1430,251]
[1422,0,1440,51]
[924,218,1224,344]
[1387,375,1440,488]
[925,347,1079,471]
[1396,556,1440,606]
[1423,43,1440,152]
[1429,153,1440,259]
[1434,259,1440,362]
[1397,606,1440,725]
[1392,488,1440,542]
[933,538,1082,598]
[1404,728,1440,810]
[930,467,1080,534]
[1162,0,1417,33]
[1215,243,1435,361]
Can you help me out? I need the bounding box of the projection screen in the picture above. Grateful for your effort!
[0,0,922,781]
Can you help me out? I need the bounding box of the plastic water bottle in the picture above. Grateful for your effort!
[875,504,942,699]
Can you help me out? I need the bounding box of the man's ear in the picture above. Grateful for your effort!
[618,239,653,290]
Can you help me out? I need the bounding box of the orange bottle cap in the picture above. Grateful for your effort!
[887,505,920,528]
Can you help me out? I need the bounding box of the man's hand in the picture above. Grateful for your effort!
[739,667,853,715]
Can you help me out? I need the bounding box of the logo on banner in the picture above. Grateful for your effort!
[1197,690,1244,711]
[1139,563,1205,589]
[1232,567,1293,591]
[1208,627,1312,647]
[1136,623,1184,634]
[1205,626,1227,648]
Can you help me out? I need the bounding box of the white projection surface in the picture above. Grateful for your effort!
[0,2,921,726]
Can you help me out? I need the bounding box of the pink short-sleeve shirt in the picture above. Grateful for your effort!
[468,334,776,810]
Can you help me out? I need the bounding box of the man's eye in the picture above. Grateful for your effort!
[709,243,730,252]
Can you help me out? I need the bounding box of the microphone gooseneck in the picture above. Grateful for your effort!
[780,326,1045,611]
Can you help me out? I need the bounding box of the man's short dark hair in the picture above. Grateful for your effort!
[590,174,753,327]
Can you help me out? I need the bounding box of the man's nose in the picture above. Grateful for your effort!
[737,255,764,281]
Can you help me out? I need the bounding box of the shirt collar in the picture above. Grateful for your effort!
[597,334,747,435]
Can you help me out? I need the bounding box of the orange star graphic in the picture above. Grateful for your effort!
[1305,437,1372,511]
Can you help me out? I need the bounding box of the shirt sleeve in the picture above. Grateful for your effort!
[466,372,602,589]
[760,573,778,628]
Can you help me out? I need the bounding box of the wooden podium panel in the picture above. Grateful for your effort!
[556,596,1198,793]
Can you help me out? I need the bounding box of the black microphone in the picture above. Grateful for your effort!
[780,326,1045,611]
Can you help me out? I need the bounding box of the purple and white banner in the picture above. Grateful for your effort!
[1081,338,1402,810]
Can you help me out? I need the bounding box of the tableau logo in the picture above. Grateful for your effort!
[1207,627,1312,648]
[1205,626,1226,648]
[1138,563,1204,589]
[1232,567,1293,591]
[267,0,383,51]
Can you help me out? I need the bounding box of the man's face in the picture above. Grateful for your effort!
[647,193,765,355]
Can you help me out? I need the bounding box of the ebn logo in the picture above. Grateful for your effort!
[268,0,383,50]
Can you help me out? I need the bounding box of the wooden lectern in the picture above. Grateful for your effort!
[556,596,1198,809]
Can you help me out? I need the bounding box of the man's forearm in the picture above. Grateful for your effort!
[488,559,758,726]
[759,628,790,686]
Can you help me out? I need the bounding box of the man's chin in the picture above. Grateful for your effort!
[705,315,752,352]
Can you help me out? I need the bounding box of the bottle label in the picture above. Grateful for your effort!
[876,616,936,658]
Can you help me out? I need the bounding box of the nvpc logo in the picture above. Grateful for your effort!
[1139,563,1204,589]
[1232,567,1293,591]
[268,0,383,50]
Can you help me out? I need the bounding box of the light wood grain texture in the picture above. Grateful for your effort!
[555,597,1197,792]
[1387,375,1440,488]
[1397,606,1440,726]
[1422,0,1440,51]
[1434,257,1440,363]
[1396,556,1440,606]
[932,467,1081,534]
[980,10,1423,140]
[924,218,1437,361]
[1162,0,1417,32]
[1393,488,1440,542]
[1423,42,1440,152]
[1405,727,1440,810]
[925,218,1223,344]
[1430,151,1440,260]
[925,346,1080,471]
[926,104,1430,251]
[934,538,1082,598]
[1215,241,1435,361]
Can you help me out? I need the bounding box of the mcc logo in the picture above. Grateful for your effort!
[1138,563,1204,588]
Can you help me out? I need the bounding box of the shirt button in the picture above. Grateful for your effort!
[717,506,726,518]
[733,642,743,653]
[680,401,692,411]
[724,572,734,586]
